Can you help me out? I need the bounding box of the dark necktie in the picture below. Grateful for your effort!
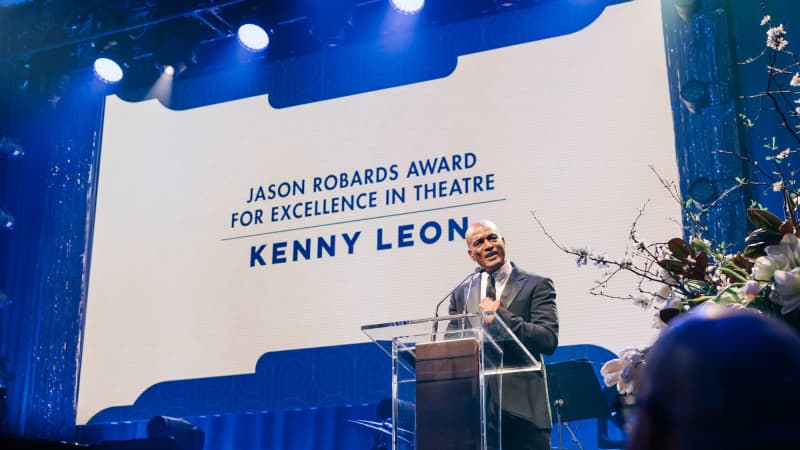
[486,273,496,300]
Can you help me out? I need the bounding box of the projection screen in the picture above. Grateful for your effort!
[79,0,679,423]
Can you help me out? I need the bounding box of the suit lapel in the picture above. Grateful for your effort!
[501,267,526,309]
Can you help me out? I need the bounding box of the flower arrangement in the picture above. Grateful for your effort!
[532,192,800,335]
[535,14,800,397]
[599,348,643,396]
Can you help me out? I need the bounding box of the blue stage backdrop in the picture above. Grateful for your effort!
[76,343,623,450]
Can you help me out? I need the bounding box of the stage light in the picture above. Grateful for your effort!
[155,36,197,78]
[147,416,204,450]
[0,208,15,231]
[391,0,425,14]
[162,64,176,77]
[92,40,128,84]
[93,57,124,83]
[237,24,270,52]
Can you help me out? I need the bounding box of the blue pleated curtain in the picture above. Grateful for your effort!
[0,74,106,441]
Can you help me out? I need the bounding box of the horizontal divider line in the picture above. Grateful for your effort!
[221,198,506,241]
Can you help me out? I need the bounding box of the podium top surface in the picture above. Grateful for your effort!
[361,312,541,374]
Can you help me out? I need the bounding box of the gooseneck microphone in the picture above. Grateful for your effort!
[432,267,484,339]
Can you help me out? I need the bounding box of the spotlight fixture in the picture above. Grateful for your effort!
[237,24,270,52]
[93,57,124,84]
[162,64,176,77]
[91,40,127,84]
[155,36,197,78]
[391,0,425,14]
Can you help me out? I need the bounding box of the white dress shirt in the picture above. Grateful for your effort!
[481,260,512,301]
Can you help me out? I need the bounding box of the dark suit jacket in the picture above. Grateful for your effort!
[447,262,559,429]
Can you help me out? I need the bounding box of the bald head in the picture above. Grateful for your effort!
[465,220,506,272]
[465,220,499,245]
[629,305,800,450]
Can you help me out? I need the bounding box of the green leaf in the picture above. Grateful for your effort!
[744,228,783,246]
[691,238,711,253]
[668,238,695,261]
[747,208,782,231]
[658,259,686,274]
[685,279,712,295]
[743,242,769,259]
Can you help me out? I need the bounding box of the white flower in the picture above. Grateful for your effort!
[792,73,800,87]
[593,253,610,268]
[772,180,784,192]
[741,280,761,301]
[772,267,800,314]
[753,234,800,282]
[767,24,788,51]
[600,349,643,395]
[776,148,791,160]
[619,348,643,365]
[601,359,623,387]
[768,233,800,265]
[754,255,782,282]
[573,246,591,267]
[666,292,685,310]
[761,15,771,26]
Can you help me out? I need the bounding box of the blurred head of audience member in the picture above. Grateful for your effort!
[628,304,800,450]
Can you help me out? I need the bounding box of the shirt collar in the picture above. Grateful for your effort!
[488,260,512,284]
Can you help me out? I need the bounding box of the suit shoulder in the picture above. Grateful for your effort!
[510,263,551,284]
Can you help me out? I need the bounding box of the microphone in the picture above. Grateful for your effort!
[462,267,485,315]
[432,267,484,339]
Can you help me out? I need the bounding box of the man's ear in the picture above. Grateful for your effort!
[467,249,474,260]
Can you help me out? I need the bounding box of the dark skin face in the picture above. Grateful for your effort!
[466,223,507,272]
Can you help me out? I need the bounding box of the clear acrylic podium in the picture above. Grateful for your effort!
[361,312,541,450]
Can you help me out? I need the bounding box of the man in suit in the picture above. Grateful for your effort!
[448,219,559,450]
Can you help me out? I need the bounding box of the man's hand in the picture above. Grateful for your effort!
[479,297,501,324]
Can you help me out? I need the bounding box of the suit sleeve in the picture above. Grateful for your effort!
[495,277,559,355]
[447,290,459,316]
[444,289,461,333]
